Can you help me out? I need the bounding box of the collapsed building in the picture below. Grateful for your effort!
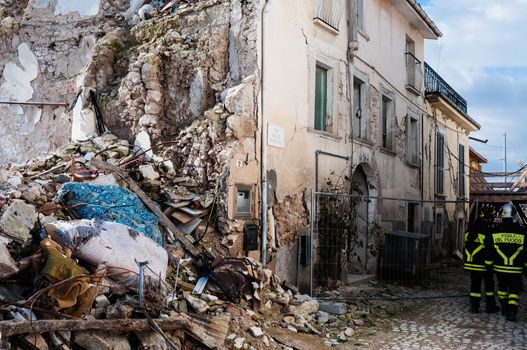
[0,0,482,348]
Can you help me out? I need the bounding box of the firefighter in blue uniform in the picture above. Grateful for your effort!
[486,203,527,322]
[463,205,499,314]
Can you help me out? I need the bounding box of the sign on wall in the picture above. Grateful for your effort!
[267,123,285,149]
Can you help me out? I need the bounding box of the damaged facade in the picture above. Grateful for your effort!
[0,0,479,320]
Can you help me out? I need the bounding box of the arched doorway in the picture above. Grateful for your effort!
[348,165,368,273]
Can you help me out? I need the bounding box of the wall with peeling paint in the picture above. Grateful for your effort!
[261,0,439,282]
[0,0,129,163]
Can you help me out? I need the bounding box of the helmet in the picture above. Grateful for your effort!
[500,203,517,220]
[479,205,495,220]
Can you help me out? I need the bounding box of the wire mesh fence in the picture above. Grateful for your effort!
[310,191,470,295]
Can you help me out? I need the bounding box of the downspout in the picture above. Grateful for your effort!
[347,0,358,175]
[260,0,269,265]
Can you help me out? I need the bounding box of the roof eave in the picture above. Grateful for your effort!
[389,0,443,39]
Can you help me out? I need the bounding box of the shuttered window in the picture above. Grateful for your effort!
[381,95,394,149]
[436,133,445,195]
[315,65,328,131]
[459,144,466,197]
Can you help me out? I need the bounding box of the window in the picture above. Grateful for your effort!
[353,77,367,139]
[315,65,329,131]
[407,202,419,233]
[234,185,253,218]
[458,144,466,197]
[408,115,419,164]
[314,0,344,31]
[434,210,444,240]
[436,132,445,195]
[356,0,364,31]
[405,35,421,93]
[381,95,394,149]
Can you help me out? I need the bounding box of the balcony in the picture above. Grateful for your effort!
[424,62,467,114]
[314,0,344,32]
[405,52,423,95]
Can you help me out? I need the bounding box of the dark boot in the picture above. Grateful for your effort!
[470,297,480,314]
[500,300,509,317]
[486,297,500,314]
[506,305,518,322]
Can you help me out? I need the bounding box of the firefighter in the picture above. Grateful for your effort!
[486,203,527,322]
[463,205,499,314]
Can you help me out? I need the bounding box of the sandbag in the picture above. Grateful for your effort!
[42,219,168,295]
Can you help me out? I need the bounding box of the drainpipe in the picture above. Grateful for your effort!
[260,0,269,265]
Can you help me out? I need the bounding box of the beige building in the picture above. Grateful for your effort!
[422,65,480,257]
[258,0,479,284]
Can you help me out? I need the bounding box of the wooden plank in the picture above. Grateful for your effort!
[0,317,188,337]
[171,210,195,224]
[90,159,202,257]
[265,327,332,350]
[178,218,202,235]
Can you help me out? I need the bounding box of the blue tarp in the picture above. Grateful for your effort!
[55,182,163,245]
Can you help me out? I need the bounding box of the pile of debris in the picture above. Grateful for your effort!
[0,132,370,349]
[127,0,206,23]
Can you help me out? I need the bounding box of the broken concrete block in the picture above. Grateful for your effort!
[249,326,264,338]
[224,76,255,118]
[0,243,18,279]
[139,164,160,181]
[316,311,329,325]
[134,131,154,160]
[185,295,209,314]
[287,299,319,317]
[233,337,245,350]
[0,200,37,243]
[200,293,219,304]
[135,331,167,350]
[353,319,365,327]
[95,295,110,309]
[344,327,354,337]
[74,331,131,350]
[319,301,347,315]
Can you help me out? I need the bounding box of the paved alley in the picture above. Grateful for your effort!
[337,266,527,350]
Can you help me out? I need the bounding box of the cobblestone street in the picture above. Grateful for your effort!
[336,265,527,350]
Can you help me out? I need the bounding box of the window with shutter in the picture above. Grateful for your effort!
[436,132,445,195]
[315,65,328,131]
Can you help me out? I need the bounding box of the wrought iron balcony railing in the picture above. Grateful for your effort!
[405,52,423,93]
[424,62,467,114]
[314,0,344,31]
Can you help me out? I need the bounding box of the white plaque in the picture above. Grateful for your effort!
[268,123,285,149]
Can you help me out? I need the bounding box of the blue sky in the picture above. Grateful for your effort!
[420,0,527,174]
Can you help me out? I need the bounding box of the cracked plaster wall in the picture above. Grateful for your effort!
[0,0,128,163]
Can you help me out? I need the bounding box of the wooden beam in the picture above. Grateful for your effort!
[0,317,188,337]
[91,158,202,257]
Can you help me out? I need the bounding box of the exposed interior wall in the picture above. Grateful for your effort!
[0,0,129,163]
[0,0,261,256]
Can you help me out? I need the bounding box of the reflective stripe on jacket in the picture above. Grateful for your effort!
[463,230,487,271]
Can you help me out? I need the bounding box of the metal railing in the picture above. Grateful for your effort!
[405,52,423,92]
[314,0,344,31]
[424,62,468,114]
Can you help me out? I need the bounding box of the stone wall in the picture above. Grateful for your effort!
[0,0,259,164]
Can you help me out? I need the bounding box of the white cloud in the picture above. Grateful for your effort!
[423,0,527,172]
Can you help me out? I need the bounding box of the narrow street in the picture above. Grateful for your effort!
[336,263,527,350]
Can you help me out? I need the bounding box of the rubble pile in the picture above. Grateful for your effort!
[0,131,370,350]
